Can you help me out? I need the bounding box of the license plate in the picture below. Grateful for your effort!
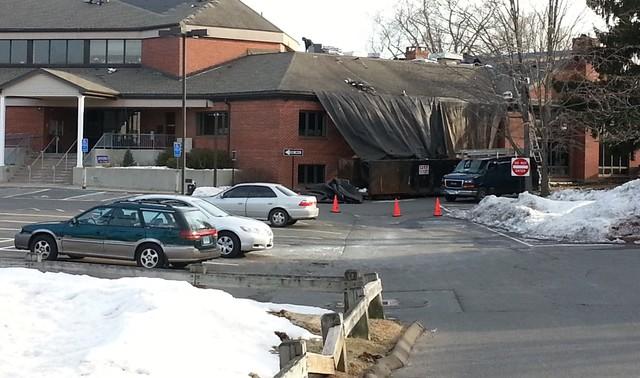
[201,236,212,245]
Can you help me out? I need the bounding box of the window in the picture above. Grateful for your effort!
[275,185,297,196]
[125,40,142,64]
[67,40,85,64]
[90,40,107,64]
[141,210,178,229]
[299,111,326,137]
[108,208,141,227]
[33,40,49,64]
[107,40,124,64]
[10,40,27,64]
[77,207,113,226]
[223,186,253,198]
[50,40,67,64]
[0,41,9,63]
[182,210,214,230]
[248,186,277,198]
[298,164,325,184]
[197,112,229,136]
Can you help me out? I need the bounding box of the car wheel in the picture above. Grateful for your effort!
[444,195,456,202]
[269,209,290,228]
[217,231,242,258]
[476,188,488,203]
[30,234,58,261]
[136,244,166,269]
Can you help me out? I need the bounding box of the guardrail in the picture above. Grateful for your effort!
[94,133,175,150]
[276,270,385,377]
[52,139,77,182]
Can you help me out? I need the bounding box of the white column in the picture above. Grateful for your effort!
[0,95,5,167]
[76,95,85,168]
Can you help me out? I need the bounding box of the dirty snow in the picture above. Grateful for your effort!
[0,269,322,378]
[457,179,640,243]
[192,186,231,197]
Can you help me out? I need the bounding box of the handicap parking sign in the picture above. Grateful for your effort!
[173,142,182,158]
[81,138,89,153]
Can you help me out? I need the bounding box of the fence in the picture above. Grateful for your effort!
[276,270,385,377]
[94,133,175,150]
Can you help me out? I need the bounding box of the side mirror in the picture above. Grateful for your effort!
[69,218,78,225]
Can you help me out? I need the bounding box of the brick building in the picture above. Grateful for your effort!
[1,0,628,189]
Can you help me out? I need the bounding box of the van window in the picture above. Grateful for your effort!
[454,160,488,174]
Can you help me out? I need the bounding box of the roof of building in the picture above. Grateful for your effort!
[0,0,282,32]
[0,53,504,103]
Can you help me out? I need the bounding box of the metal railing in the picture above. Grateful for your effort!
[52,140,77,183]
[5,134,34,166]
[28,136,59,183]
[94,133,175,150]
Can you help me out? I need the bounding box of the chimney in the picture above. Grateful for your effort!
[405,46,429,60]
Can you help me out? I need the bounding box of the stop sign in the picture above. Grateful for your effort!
[511,157,531,177]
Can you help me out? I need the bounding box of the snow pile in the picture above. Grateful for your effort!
[0,269,322,378]
[192,186,231,197]
[458,180,640,242]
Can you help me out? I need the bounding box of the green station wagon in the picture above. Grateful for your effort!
[14,201,220,269]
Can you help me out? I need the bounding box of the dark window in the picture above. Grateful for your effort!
[90,40,107,64]
[108,208,142,227]
[197,112,229,136]
[50,40,67,64]
[299,111,326,137]
[125,40,142,64]
[77,207,113,226]
[223,186,252,198]
[107,40,124,64]
[33,40,49,64]
[10,40,27,64]
[298,164,325,184]
[67,40,85,64]
[141,210,178,229]
[249,186,277,198]
[0,41,9,63]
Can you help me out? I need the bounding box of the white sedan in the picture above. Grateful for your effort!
[130,195,273,258]
[202,183,319,227]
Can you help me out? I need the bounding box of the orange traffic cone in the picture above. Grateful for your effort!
[331,195,341,213]
[393,198,402,217]
[434,197,443,217]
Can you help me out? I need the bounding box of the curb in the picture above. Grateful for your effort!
[364,321,425,378]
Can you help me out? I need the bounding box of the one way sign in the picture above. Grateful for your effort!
[283,148,304,157]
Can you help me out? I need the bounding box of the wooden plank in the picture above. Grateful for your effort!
[198,272,344,292]
[322,325,345,362]
[343,296,370,336]
[363,279,383,299]
[306,353,336,375]
[273,355,308,378]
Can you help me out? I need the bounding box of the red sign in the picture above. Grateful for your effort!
[511,157,531,177]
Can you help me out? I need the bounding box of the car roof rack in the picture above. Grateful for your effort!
[113,199,174,208]
[456,149,517,159]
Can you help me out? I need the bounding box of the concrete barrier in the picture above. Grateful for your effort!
[73,167,236,192]
[85,149,164,167]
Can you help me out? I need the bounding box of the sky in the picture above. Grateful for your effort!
[242,0,606,55]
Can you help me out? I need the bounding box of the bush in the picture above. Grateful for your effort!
[122,150,136,167]
[155,148,231,169]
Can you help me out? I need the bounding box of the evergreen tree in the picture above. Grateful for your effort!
[122,150,136,167]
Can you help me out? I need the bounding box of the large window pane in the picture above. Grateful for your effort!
[50,40,67,64]
[33,40,49,64]
[67,40,85,64]
[10,40,27,64]
[125,40,142,64]
[0,41,9,63]
[89,40,106,64]
[107,40,124,64]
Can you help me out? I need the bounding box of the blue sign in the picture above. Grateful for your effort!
[96,155,110,164]
[173,142,182,158]
[81,138,89,153]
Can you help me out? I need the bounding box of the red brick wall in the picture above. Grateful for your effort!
[142,36,283,77]
[188,99,355,188]
[506,112,525,149]
[570,131,600,181]
[6,107,46,149]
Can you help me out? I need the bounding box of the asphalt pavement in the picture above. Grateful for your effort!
[0,186,639,377]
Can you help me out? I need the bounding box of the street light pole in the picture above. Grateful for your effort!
[181,32,187,195]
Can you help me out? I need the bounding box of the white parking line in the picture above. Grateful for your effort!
[0,227,20,231]
[0,238,14,243]
[204,261,240,267]
[0,212,69,219]
[0,220,37,224]
[0,246,21,252]
[275,229,344,236]
[101,194,134,202]
[2,189,50,199]
[479,224,534,248]
[440,205,452,213]
[56,209,65,213]
[62,191,106,201]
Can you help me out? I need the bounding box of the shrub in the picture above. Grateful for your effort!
[186,149,232,169]
[122,150,136,167]
[156,149,177,168]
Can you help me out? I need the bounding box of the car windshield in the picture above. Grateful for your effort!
[182,209,215,231]
[275,185,298,196]
[192,198,228,217]
[454,160,488,174]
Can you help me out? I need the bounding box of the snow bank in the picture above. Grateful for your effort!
[192,186,231,197]
[457,179,640,242]
[0,269,322,378]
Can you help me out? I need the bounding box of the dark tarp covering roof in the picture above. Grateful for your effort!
[316,91,503,160]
